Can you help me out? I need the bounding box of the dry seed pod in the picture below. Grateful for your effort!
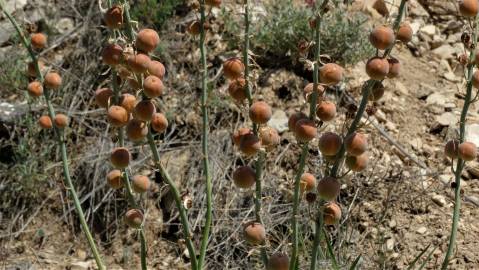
[369,25,394,50]
[223,57,244,80]
[460,0,479,17]
[344,132,368,156]
[267,253,289,270]
[300,173,316,193]
[95,88,113,108]
[27,60,44,77]
[136,28,160,53]
[111,147,131,168]
[319,63,344,85]
[239,133,261,156]
[44,72,62,89]
[369,82,385,101]
[104,5,123,29]
[30,33,47,49]
[108,105,129,127]
[147,60,166,79]
[397,22,413,43]
[303,83,324,103]
[228,78,247,102]
[38,115,52,129]
[119,93,137,112]
[54,114,69,128]
[27,81,43,97]
[345,153,369,172]
[126,119,148,141]
[294,118,316,142]
[323,202,341,225]
[151,113,168,133]
[458,142,477,161]
[102,44,123,66]
[232,166,256,188]
[445,139,460,159]
[316,101,336,122]
[106,169,124,189]
[318,132,342,156]
[205,0,221,7]
[387,58,400,78]
[143,75,164,98]
[125,209,143,228]
[249,101,272,124]
[472,70,479,89]
[243,221,266,245]
[134,100,156,121]
[317,176,340,201]
[187,20,201,35]
[232,127,252,146]
[288,112,308,132]
[132,175,151,193]
[127,53,151,74]
[259,126,280,150]
[366,57,389,80]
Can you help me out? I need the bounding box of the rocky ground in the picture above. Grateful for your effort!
[1,0,479,269]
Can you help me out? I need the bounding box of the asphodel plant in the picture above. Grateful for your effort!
[442,1,479,269]
[0,1,106,269]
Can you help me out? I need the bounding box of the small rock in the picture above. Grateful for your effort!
[436,112,457,126]
[432,194,447,207]
[386,238,395,251]
[76,249,87,261]
[465,124,479,146]
[416,226,427,234]
[268,110,288,133]
[70,261,92,270]
[420,24,436,36]
[431,44,455,60]
[426,93,447,107]
[56,18,75,34]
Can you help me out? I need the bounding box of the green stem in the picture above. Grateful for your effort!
[121,0,135,41]
[140,229,147,270]
[146,132,198,269]
[1,4,106,269]
[310,211,325,270]
[441,14,479,270]
[198,1,212,269]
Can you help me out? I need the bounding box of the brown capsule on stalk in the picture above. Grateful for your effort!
[243,221,266,245]
[249,101,272,124]
[267,253,289,270]
[106,169,124,189]
[38,115,52,129]
[445,139,460,159]
[397,22,413,43]
[143,75,164,98]
[317,177,340,201]
[151,113,169,133]
[127,53,151,74]
[228,78,247,102]
[119,93,137,112]
[344,132,368,156]
[110,147,131,168]
[294,118,316,142]
[126,119,148,141]
[30,33,47,49]
[323,202,341,225]
[232,166,256,189]
[387,58,400,78]
[288,112,308,132]
[44,72,62,89]
[345,153,369,172]
[136,28,160,53]
[108,105,129,127]
[104,5,123,29]
[300,173,316,193]
[316,101,336,122]
[54,114,69,128]
[27,81,43,97]
[259,126,280,150]
[458,142,477,161]
[95,88,113,108]
[366,57,389,80]
[369,26,394,50]
[125,209,143,228]
[147,60,166,79]
[223,57,244,80]
[102,44,123,66]
[318,132,342,156]
[319,63,344,85]
[134,100,156,121]
[132,175,151,193]
[239,133,261,156]
[232,127,252,146]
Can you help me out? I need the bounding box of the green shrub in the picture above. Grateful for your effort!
[130,0,185,28]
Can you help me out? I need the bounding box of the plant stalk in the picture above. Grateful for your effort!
[441,14,479,270]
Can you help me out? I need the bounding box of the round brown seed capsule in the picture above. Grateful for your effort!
[151,113,168,133]
[243,221,266,245]
[344,132,368,156]
[44,72,62,89]
[205,0,221,7]
[108,105,129,127]
[259,126,280,151]
[300,173,316,193]
[249,101,272,124]
[127,53,151,74]
[319,63,344,85]
[132,175,151,193]
[232,166,256,189]
[267,253,289,270]
[27,60,44,77]
[134,100,156,121]
[106,169,123,189]
[458,142,477,161]
[294,118,317,142]
[125,209,143,228]
[303,83,324,104]
[323,202,341,225]
[366,57,389,80]
[228,78,247,102]
[369,25,394,50]
[102,44,123,66]
[223,57,244,80]
[111,147,131,168]
[445,139,460,159]
[387,58,400,78]
[27,81,43,97]
[288,112,308,132]
[38,115,52,129]
[472,70,479,89]
[239,133,261,156]
[232,127,252,146]
[397,22,413,43]
[136,28,160,53]
[460,0,479,17]
[147,60,166,79]
[317,177,340,201]
[119,93,137,112]
[104,5,123,29]
[54,114,69,128]
[369,82,385,101]
[316,101,336,122]
[187,20,201,35]
[143,75,164,98]
[318,132,342,156]
[30,33,47,50]
[126,119,148,141]
[95,88,113,108]
[345,153,369,172]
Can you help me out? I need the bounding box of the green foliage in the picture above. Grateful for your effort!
[130,0,184,28]
[0,50,26,97]
[221,0,373,65]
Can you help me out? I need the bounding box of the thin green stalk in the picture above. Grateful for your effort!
[1,4,106,269]
[441,14,479,270]
[310,203,325,270]
[146,132,198,269]
[121,0,135,41]
[140,229,147,270]
[198,1,213,269]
